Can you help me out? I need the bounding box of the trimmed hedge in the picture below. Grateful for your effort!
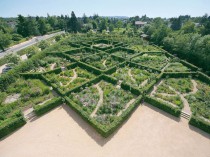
[0,116,26,139]
[33,97,63,116]
[162,72,197,78]
[121,82,141,95]
[145,96,181,117]
[196,71,210,84]
[189,115,210,134]
[180,60,199,71]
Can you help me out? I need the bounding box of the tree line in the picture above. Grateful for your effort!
[143,14,210,74]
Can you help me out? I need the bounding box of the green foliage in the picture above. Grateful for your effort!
[189,115,210,134]
[145,96,181,117]
[0,116,26,139]
[34,97,62,116]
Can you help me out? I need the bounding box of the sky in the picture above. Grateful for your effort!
[0,0,210,18]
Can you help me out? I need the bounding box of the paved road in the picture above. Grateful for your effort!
[0,31,65,58]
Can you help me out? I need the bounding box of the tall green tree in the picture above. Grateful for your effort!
[69,11,78,33]
[17,15,28,37]
[0,31,12,51]
[38,18,48,35]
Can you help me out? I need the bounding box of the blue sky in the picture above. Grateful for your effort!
[0,0,210,18]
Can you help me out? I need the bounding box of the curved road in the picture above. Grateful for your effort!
[0,31,65,58]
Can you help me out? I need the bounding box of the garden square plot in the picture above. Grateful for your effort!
[0,78,55,125]
[44,67,96,93]
[28,54,75,73]
[111,48,138,58]
[64,48,99,60]
[185,80,210,122]
[111,65,159,89]
[132,53,170,70]
[164,62,191,72]
[82,52,124,71]
[150,77,199,112]
[68,80,137,125]
[91,40,113,50]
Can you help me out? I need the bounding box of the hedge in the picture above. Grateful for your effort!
[78,61,102,75]
[33,97,63,116]
[196,71,210,84]
[121,82,141,95]
[189,115,210,134]
[162,72,197,78]
[0,116,26,139]
[180,60,199,71]
[145,96,181,117]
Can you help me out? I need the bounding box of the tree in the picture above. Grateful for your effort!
[92,21,97,29]
[38,18,48,35]
[82,13,89,24]
[109,24,114,32]
[69,11,79,33]
[182,21,195,34]
[170,17,182,30]
[17,15,28,37]
[99,18,107,32]
[116,20,123,30]
[27,16,39,36]
[0,31,12,51]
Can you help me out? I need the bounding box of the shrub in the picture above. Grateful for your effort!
[145,96,181,117]
[189,115,210,134]
[33,97,62,116]
[0,116,26,139]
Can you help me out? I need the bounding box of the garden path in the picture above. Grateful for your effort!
[140,79,148,87]
[102,60,107,68]
[50,63,56,70]
[60,69,78,87]
[0,64,7,74]
[117,99,136,116]
[168,86,191,114]
[183,80,198,96]
[128,69,136,82]
[161,63,170,72]
[90,83,103,117]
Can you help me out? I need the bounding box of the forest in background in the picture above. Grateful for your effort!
[0,12,210,74]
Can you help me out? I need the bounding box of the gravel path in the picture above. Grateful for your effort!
[0,103,209,157]
[117,99,136,116]
[50,63,56,70]
[128,69,136,82]
[102,60,107,68]
[90,84,103,117]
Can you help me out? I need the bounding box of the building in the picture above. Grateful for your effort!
[135,21,147,28]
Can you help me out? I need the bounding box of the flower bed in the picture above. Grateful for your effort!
[132,53,169,70]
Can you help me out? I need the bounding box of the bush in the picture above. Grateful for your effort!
[145,96,181,117]
[0,116,26,139]
[189,115,210,134]
[33,97,62,116]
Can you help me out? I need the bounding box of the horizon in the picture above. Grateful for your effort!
[0,0,210,18]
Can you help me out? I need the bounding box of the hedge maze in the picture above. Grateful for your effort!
[0,37,210,138]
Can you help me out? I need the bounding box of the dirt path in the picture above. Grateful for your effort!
[20,54,28,61]
[128,69,136,82]
[4,94,21,104]
[90,84,103,117]
[183,80,198,96]
[116,80,122,89]
[60,69,78,87]
[1,103,210,157]
[0,64,7,74]
[168,86,191,114]
[161,63,170,72]
[102,60,107,68]
[117,99,136,116]
[150,79,163,96]
[140,79,148,87]
[50,63,56,70]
